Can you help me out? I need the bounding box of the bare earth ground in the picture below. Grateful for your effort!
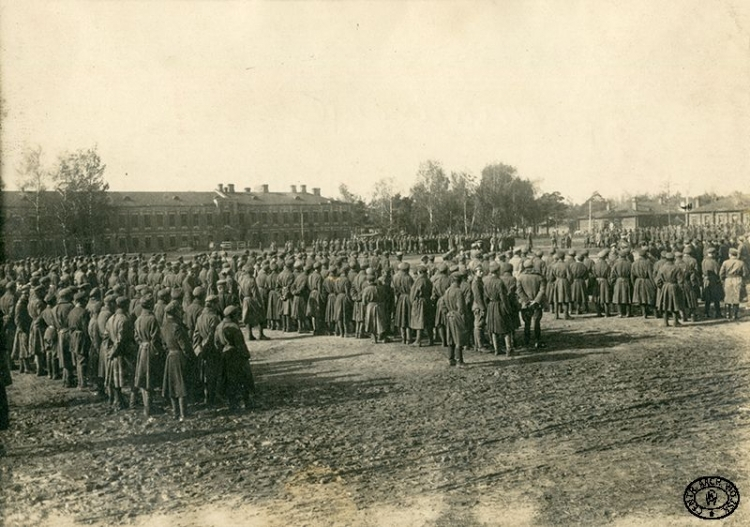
[2,310,750,526]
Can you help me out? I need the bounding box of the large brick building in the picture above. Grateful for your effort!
[2,183,354,258]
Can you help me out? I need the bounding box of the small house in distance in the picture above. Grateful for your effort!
[686,194,750,226]
[577,197,673,232]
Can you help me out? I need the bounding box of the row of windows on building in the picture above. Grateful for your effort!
[106,208,350,231]
[9,228,351,256]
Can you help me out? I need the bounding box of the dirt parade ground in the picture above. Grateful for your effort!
[1,311,750,526]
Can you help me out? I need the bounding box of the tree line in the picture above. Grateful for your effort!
[12,146,109,256]
[339,160,569,236]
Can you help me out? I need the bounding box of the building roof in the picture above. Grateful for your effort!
[578,200,672,220]
[2,189,343,209]
[690,194,750,213]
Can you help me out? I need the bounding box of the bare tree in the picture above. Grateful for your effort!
[16,145,52,255]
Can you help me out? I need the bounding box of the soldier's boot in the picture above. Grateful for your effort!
[492,334,500,356]
[448,345,456,366]
[534,325,543,347]
[663,312,669,327]
[129,390,138,410]
[714,302,722,318]
[171,398,180,419]
[457,347,465,367]
[35,355,46,376]
[438,327,447,347]
[61,369,69,387]
[605,304,613,317]
[554,305,560,320]
[405,328,412,344]
[524,328,531,347]
[76,362,86,390]
[504,334,514,357]
[178,397,187,420]
[400,328,406,344]
[142,390,151,418]
[734,305,740,320]
[473,329,485,352]
[690,312,696,323]
[626,305,633,318]
[595,304,603,317]
[258,324,269,340]
[247,327,256,341]
[704,304,711,318]
[674,313,682,326]
[412,331,422,348]
[642,305,649,318]
[114,389,127,410]
[564,304,572,320]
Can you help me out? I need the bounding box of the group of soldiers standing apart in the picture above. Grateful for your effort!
[0,227,748,432]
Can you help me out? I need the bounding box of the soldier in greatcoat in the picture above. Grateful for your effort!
[67,291,91,389]
[517,260,546,349]
[161,301,192,421]
[134,296,165,418]
[701,248,724,318]
[215,306,255,412]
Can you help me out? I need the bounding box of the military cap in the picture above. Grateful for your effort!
[170,289,183,300]
[217,279,227,286]
[729,248,739,256]
[165,300,181,315]
[44,292,57,304]
[489,262,500,273]
[438,263,449,273]
[73,291,87,302]
[223,305,239,318]
[115,296,129,308]
[664,252,675,260]
[205,294,219,304]
[192,286,205,298]
[58,287,74,299]
[523,259,534,269]
[140,297,155,309]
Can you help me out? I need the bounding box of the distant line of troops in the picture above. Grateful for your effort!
[0,231,748,426]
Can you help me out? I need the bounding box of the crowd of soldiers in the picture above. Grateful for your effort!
[0,225,748,437]
[303,232,523,255]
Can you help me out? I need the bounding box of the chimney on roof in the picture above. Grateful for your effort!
[243,187,251,193]
[261,184,269,193]
[631,198,638,211]
[227,183,235,194]
[217,183,224,193]
[291,185,297,193]
[605,201,610,211]
[300,184,307,194]
[313,187,321,196]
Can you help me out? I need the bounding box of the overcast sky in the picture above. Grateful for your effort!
[2,1,748,204]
